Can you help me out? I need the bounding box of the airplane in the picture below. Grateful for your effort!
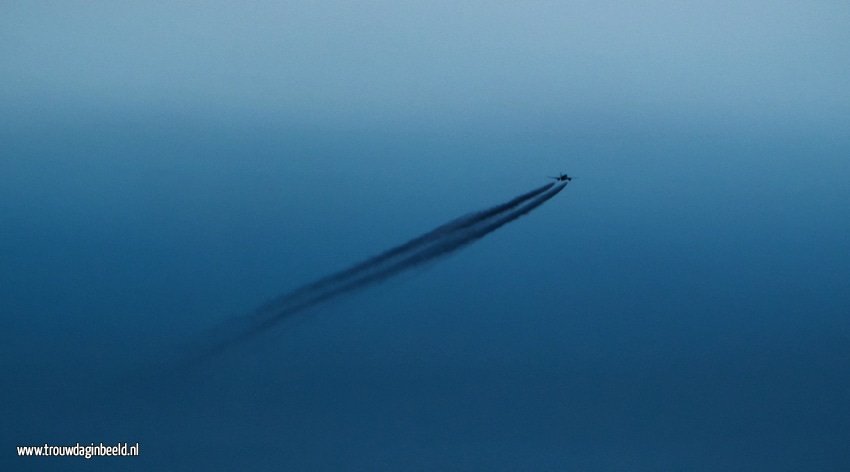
[548,173,573,182]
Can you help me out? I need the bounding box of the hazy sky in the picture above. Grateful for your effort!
[3,1,849,127]
[2,3,849,470]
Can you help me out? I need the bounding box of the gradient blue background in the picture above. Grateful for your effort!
[2,2,849,470]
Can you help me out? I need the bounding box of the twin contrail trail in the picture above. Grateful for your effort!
[200,180,569,359]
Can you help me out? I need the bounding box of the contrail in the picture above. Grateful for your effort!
[254,182,554,311]
[199,181,568,359]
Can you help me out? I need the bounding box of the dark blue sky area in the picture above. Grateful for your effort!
[2,2,849,470]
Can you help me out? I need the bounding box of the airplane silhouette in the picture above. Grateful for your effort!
[548,173,573,182]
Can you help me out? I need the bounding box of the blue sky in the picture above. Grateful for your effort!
[3,1,849,128]
[2,2,849,470]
